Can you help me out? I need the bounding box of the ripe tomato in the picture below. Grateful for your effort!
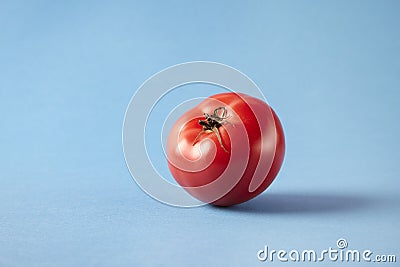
[166,92,285,206]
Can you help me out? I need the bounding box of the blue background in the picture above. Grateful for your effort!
[1,1,399,266]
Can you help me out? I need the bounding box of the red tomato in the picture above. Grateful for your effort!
[166,92,285,206]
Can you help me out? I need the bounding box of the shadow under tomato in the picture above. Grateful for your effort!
[210,191,376,214]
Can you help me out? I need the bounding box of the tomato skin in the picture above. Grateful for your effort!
[166,93,285,206]
[211,107,285,206]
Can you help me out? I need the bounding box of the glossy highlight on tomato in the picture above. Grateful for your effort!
[166,92,285,206]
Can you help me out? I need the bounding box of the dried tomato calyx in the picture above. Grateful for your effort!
[193,107,230,153]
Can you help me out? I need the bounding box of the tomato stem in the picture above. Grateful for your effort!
[193,107,230,153]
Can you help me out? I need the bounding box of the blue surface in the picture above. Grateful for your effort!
[1,1,400,266]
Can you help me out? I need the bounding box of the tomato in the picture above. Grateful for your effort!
[166,92,285,206]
